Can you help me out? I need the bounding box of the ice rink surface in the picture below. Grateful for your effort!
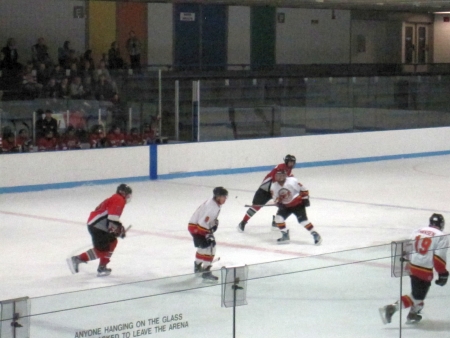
[1,155,450,337]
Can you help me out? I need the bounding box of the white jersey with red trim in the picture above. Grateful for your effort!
[270,177,309,208]
[188,197,221,237]
[408,226,448,282]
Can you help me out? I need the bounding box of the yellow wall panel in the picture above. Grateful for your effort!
[88,1,116,64]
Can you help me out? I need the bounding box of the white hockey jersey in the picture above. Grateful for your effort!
[408,226,449,282]
[188,197,221,237]
[270,177,309,208]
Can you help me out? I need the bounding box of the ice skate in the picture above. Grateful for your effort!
[311,231,322,245]
[97,265,112,277]
[194,262,203,274]
[271,216,278,231]
[277,230,290,244]
[202,266,218,282]
[406,311,422,324]
[379,304,397,324]
[66,256,86,274]
[237,221,246,233]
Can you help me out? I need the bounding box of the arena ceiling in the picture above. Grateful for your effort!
[93,0,450,12]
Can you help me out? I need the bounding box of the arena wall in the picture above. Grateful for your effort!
[1,127,450,193]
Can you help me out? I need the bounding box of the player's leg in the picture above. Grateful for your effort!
[275,208,291,244]
[406,276,430,323]
[195,238,218,281]
[238,188,272,232]
[294,206,322,245]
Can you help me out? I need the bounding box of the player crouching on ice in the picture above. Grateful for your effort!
[188,187,228,282]
[379,213,448,325]
[270,169,321,245]
[67,184,132,277]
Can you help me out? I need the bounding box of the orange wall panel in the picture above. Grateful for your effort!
[117,3,148,66]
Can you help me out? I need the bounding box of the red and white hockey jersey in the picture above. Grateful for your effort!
[408,226,449,282]
[259,163,294,192]
[87,193,126,232]
[270,176,309,208]
[188,197,221,237]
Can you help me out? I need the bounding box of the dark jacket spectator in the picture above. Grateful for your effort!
[36,109,58,138]
[1,38,21,71]
[108,42,124,70]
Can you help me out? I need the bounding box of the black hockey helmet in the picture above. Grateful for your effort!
[117,183,132,196]
[430,213,445,230]
[284,154,296,166]
[213,186,228,197]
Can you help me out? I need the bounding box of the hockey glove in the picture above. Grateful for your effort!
[302,198,310,207]
[435,271,449,286]
[206,233,216,247]
[108,221,124,237]
[211,219,219,233]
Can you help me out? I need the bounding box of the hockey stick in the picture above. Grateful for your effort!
[244,203,278,208]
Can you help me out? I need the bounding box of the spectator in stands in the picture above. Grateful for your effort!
[16,128,33,152]
[1,38,21,71]
[80,59,95,80]
[100,53,110,69]
[82,76,94,99]
[50,63,66,83]
[43,77,59,98]
[107,125,125,147]
[69,76,84,99]
[95,74,118,102]
[126,31,141,70]
[82,50,94,66]
[108,41,124,70]
[0,51,5,70]
[57,77,70,99]
[68,62,79,80]
[1,130,20,153]
[94,60,111,82]
[125,127,144,146]
[89,124,107,148]
[59,126,81,150]
[31,37,52,66]
[36,62,51,85]
[21,62,43,99]
[58,40,72,68]
[36,109,58,138]
[142,122,156,144]
[37,130,58,151]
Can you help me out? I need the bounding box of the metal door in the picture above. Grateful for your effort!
[403,23,429,65]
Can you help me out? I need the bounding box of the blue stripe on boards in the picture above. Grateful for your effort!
[2,149,450,194]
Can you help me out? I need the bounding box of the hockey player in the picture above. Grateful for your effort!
[188,187,228,282]
[238,154,296,232]
[67,184,132,277]
[379,213,448,324]
[270,169,321,245]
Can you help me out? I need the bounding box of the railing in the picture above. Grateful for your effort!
[2,70,450,148]
[1,237,448,337]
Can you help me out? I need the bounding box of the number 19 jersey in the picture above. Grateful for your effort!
[409,226,449,282]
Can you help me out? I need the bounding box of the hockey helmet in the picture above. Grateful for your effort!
[430,213,445,230]
[284,154,296,167]
[213,186,228,197]
[117,183,132,196]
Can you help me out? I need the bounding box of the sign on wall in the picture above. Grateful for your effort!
[180,12,195,21]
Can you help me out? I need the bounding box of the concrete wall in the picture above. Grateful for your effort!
[2,128,450,193]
